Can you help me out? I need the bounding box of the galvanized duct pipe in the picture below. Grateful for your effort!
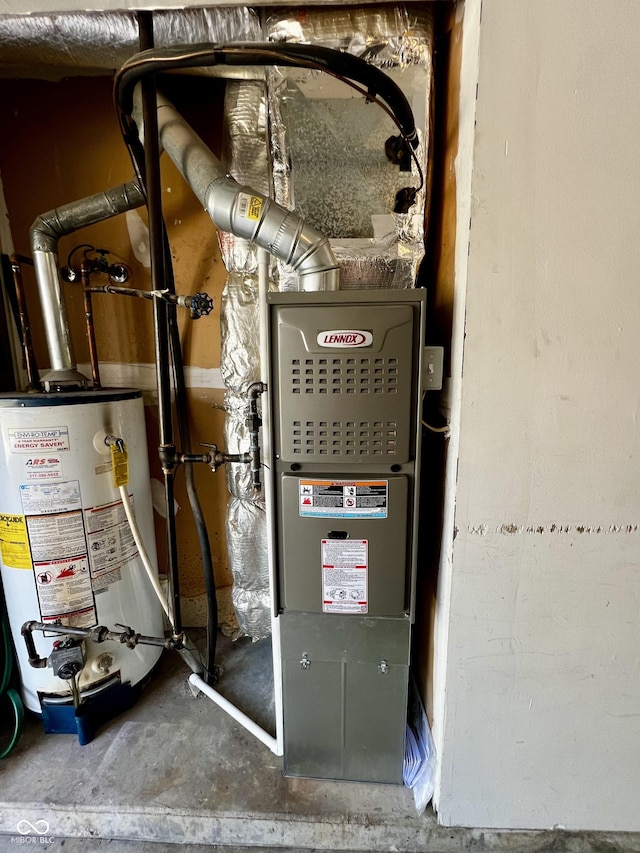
[133,88,339,293]
[30,180,145,389]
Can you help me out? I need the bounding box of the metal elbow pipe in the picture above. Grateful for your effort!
[31,182,145,255]
[29,181,145,383]
[207,178,339,291]
[137,87,339,291]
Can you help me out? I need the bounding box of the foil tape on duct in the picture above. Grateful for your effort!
[219,81,272,640]
[265,4,433,290]
[0,8,261,77]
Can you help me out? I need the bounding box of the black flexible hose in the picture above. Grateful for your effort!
[114,41,419,151]
[165,248,218,685]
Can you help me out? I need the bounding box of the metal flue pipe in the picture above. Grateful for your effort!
[133,87,340,292]
[30,180,145,389]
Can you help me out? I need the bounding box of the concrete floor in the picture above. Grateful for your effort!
[1,634,639,852]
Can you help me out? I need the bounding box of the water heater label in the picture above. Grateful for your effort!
[84,498,138,580]
[20,480,97,627]
[20,480,81,515]
[0,513,31,569]
[33,555,96,628]
[299,479,388,518]
[322,538,368,614]
[23,455,63,481]
[9,426,70,454]
[316,330,373,348]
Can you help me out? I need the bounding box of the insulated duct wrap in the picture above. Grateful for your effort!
[0,8,261,77]
[265,4,433,290]
[219,82,272,640]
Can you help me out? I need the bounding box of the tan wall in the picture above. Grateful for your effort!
[0,75,235,626]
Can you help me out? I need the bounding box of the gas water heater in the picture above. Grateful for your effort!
[0,389,164,715]
[268,288,430,783]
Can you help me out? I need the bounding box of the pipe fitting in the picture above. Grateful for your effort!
[29,181,145,377]
[135,87,340,292]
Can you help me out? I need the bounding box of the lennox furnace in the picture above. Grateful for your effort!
[267,289,429,782]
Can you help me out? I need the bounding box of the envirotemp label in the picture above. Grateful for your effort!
[9,427,70,453]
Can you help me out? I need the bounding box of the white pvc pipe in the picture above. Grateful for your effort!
[188,673,282,755]
[119,484,171,620]
[257,246,285,757]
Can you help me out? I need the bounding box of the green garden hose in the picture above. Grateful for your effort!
[0,603,24,758]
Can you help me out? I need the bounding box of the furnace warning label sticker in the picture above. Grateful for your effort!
[322,538,368,614]
[0,513,31,569]
[9,426,70,454]
[299,480,388,518]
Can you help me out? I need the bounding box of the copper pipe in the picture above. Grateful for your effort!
[80,261,101,389]
[9,254,40,391]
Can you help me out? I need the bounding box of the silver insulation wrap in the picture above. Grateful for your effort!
[0,8,261,78]
[265,4,433,290]
[220,82,272,641]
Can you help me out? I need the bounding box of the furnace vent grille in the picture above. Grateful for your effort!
[290,356,399,396]
[291,419,398,456]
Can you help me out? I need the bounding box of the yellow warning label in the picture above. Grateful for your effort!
[111,444,129,488]
[0,513,32,569]
[247,195,263,220]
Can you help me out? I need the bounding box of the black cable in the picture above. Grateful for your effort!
[66,243,95,269]
[165,246,218,685]
[113,41,423,194]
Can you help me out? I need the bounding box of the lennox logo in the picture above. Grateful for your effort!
[317,330,373,348]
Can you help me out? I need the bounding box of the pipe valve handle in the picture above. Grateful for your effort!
[190,292,214,318]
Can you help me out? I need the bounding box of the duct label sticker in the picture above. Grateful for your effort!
[34,555,95,628]
[9,427,70,454]
[299,480,388,518]
[322,538,368,614]
[84,499,137,581]
[237,192,263,221]
[0,513,31,569]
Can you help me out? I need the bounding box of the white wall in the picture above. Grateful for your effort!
[436,0,640,830]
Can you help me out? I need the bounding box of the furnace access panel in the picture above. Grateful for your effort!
[267,289,426,783]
